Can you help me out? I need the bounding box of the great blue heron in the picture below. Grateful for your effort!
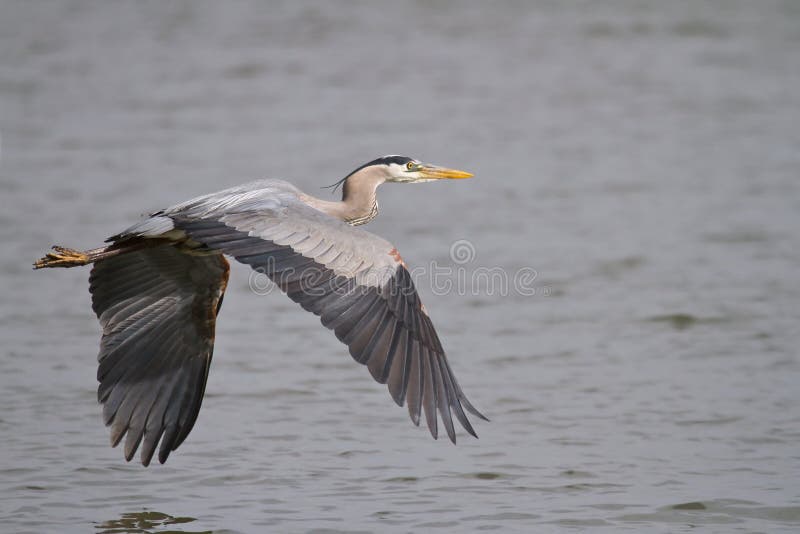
[34,155,486,466]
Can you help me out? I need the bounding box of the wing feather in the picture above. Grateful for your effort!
[432,352,456,444]
[406,339,423,425]
[387,328,412,406]
[421,349,438,439]
[89,244,228,465]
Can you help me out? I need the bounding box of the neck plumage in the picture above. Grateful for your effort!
[300,165,386,226]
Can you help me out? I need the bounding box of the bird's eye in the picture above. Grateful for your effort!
[406,162,414,170]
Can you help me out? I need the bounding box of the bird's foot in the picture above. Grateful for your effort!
[33,246,89,269]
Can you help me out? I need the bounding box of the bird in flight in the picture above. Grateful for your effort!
[34,155,486,466]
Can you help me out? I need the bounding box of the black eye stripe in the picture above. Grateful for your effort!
[324,155,416,192]
[375,155,414,167]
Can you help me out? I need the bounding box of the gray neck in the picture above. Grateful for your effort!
[301,165,387,226]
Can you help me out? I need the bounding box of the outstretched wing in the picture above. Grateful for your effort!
[162,186,486,442]
[89,243,229,465]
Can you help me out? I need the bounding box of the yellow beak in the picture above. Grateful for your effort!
[418,164,474,180]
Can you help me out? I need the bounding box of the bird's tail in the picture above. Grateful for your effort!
[33,245,113,269]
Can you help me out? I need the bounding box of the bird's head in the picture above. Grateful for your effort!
[377,155,474,184]
[328,155,473,194]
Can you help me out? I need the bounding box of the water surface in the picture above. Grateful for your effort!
[1,1,799,532]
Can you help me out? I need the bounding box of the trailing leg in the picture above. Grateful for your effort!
[34,246,104,269]
[33,241,157,269]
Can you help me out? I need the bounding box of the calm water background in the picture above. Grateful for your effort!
[1,1,799,532]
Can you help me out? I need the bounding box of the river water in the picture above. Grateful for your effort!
[1,1,799,532]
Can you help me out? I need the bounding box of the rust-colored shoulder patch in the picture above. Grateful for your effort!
[193,254,231,343]
[218,255,231,291]
[212,255,230,320]
[388,247,407,268]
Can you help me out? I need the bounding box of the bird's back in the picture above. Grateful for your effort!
[112,179,305,242]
